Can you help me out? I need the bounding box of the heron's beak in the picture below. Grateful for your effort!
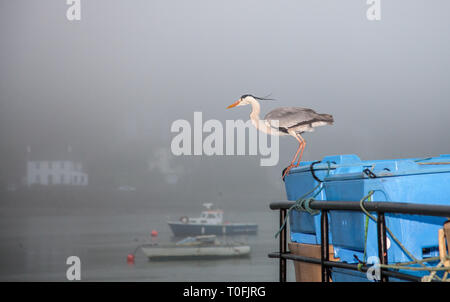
[226,99,241,109]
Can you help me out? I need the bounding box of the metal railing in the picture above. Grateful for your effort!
[268,200,450,282]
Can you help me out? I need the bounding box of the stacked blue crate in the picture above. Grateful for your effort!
[323,155,450,281]
[285,154,362,244]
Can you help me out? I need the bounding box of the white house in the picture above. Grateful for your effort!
[27,160,88,186]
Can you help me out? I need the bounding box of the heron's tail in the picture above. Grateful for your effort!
[318,113,334,124]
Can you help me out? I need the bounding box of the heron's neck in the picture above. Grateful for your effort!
[248,99,273,134]
[249,99,261,121]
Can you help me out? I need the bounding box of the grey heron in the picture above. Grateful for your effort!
[227,94,334,179]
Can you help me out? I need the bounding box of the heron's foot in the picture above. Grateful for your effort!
[282,164,294,180]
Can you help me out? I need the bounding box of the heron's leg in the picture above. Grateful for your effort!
[282,141,304,180]
[289,141,303,166]
[294,134,306,167]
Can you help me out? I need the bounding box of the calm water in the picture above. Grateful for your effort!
[0,193,294,281]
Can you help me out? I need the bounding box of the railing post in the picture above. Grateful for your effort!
[376,212,389,282]
[320,210,330,282]
[279,209,287,282]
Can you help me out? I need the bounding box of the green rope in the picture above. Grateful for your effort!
[274,183,322,238]
[275,162,331,238]
[414,157,433,163]
[379,261,450,272]
[358,191,373,271]
[386,256,442,266]
[358,191,447,281]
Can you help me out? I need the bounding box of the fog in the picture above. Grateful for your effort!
[0,0,450,281]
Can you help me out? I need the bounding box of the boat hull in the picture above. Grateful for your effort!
[168,222,258,237]
[141,244,251,261]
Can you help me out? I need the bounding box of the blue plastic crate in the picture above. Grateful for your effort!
[331,267,369,282]
[285,154,362,244]
[324,155,450,268]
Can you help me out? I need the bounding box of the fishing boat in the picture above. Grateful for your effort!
[167,203,258,237]
[141,235,251,261]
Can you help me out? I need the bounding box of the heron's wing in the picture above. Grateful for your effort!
[264,107,333,132]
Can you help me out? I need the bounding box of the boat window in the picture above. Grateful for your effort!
[207,214,216,219]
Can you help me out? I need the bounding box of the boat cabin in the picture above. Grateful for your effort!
[189,209,223,225]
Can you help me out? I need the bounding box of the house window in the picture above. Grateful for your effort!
[61,175,64,184]
[35,175,40,184]
[73,176,78,184]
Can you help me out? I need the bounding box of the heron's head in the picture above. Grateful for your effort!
[226,94,274,109]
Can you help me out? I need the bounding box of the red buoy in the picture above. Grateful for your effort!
[127,254,135,264]
[151,230,158,238]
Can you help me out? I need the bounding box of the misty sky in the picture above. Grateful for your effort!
[1,1,450,205]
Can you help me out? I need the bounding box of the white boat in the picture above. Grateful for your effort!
[141,235,251,261]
